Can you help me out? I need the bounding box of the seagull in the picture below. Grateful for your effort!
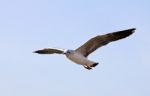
[34,28,135,70]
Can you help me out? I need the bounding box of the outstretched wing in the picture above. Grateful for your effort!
[75,28,135,57]
[34,48,65,54]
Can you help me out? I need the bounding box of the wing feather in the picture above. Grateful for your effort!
[34,48,64,54]
[75,28,135,57]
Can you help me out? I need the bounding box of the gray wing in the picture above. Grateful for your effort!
[75,28,135,57]
[34,48,65,54]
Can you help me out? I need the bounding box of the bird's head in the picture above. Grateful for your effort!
[64,49,74,55]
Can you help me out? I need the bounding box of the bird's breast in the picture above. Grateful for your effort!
[66,52,92,65]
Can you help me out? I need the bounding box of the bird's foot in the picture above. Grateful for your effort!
[83,65,92,70]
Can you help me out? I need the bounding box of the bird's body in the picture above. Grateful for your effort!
[65,50,97,69]
[34,28,135,70]
[66,50,89,65]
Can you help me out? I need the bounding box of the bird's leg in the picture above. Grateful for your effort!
[83,65,92,70]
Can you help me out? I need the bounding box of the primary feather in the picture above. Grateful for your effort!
[75,28,135,57]
[34,48,64,54]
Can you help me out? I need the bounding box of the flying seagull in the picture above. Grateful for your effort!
[34,28,135,70]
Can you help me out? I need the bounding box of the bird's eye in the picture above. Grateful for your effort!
[68,51,71,53]
[67,50,73,53]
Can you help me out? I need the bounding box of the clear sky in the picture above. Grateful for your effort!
[0,0,150,96]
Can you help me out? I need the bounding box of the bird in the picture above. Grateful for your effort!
[34,28,135,70]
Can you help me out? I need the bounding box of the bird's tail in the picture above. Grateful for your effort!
[90,63,99,67]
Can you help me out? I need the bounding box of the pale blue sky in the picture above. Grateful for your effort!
[0,0,150,96]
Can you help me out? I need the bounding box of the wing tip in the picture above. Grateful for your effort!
[109,28,136,41]
[118,28,136,35]
[125,28,136,36]
[33,49,50,54]
[126,28,136,33]
[33,50,44,54]
[33,48,65,54]
[129,28,136,32]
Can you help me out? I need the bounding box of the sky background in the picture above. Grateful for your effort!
[0,0,150,96]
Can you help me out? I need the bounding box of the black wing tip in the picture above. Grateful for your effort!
[124,28,136,33]
[123,28,136,36]
[109,28,136,41]
[126,28,136,32]
[33,49,64,54]
[128,28,136,30]
[116,28,136,35]
[33,50,38,53]
[33,50,45,54]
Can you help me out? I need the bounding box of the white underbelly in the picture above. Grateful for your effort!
[66,52,94,65]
